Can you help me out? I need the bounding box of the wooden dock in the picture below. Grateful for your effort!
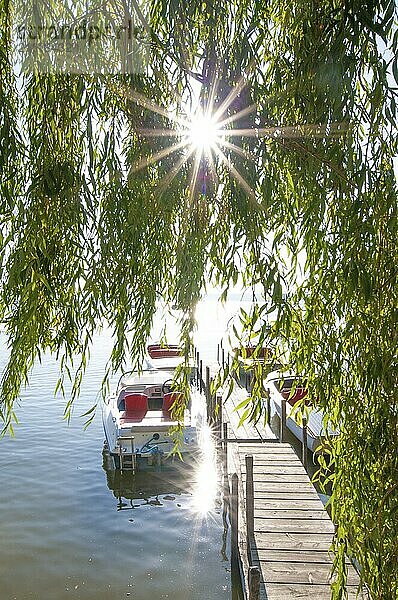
[234,442,364,599]
[195,348,366,599]
[220,383,365,599]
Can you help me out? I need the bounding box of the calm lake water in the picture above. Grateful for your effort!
[0,296,250,600]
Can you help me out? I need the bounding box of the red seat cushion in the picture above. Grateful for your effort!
[162,392,184,419]
[121,393,148,423]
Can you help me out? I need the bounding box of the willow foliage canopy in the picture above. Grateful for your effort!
[1,0,398,596]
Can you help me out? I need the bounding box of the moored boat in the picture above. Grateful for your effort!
[102,358,204,470]
[146,343,186,371]
[264,371,338,452]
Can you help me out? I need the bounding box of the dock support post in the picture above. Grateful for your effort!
[245,454,254,565]
[196,351,200,389]
[248,566,261,600]
[223,422,229,493]
[199,359,203,393]
[302,416,308,470]
[223,422,228,471]
[230,473,239,584]
[217,395,223,442]
[266,394,271,426]
[280,398,287,443]
[205,367,213,423]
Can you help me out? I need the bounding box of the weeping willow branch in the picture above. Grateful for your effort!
[0,0,397,597]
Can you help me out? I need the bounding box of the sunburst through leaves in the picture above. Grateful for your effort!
[113,75,350,201]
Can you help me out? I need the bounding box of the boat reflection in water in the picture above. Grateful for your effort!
[102,423,221,518]
[100,423,232,599]
[103,450,195,510]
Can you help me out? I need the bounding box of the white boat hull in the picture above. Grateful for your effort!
[102,368,204,469]
[265,372,339,453]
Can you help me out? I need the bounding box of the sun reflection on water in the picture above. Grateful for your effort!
[190,424,220,517]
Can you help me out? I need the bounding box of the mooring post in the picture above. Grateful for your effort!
[217,395,223,442]
[248,566,261,600]
[208,395,213,427]
[280,397,287,443]
[245,454,254,565]
[266,394,271,426]
[302,415,308,470]
[199,359,203,393]
[230,473,239,583]
[222,423,228,480]
[196,351,200,389]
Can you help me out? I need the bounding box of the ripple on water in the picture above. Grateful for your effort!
[0,333,231,600]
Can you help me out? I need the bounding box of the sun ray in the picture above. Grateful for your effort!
[188,150,203,202]
[117,77,350,203]
[218,138,258,163]
[136,128,182,138]
[227,121,350,139]
[206,148,220,190]
[215,145,258,203]
[205,75,220,118]
[212,75,249,122]
[109,82,191,129]
[158,146,196,192]
[129,139,188,174]
[217,103,257,129]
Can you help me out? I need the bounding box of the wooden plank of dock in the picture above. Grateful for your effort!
[202,354,365,599]
[235,443,365,599]
[223,383,275,442]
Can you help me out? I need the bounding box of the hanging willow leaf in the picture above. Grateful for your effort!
[1,0,398,596]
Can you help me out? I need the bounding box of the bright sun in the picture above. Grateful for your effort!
[125,77,346,201]
[188,112,221,153]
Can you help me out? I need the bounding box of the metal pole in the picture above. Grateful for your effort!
[230,473,239,583]
[248,566,261,600]
[280,398,287,443]
[266,395,271,426]
[245,454,254,565]
[302,416,308,470]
